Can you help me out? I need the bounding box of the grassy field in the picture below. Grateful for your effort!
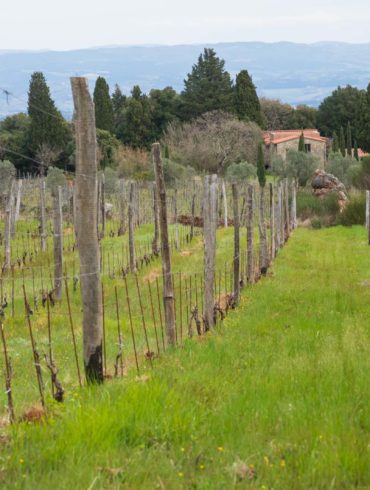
[1,226,369,489]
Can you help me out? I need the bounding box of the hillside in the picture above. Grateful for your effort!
[1,226,369,489]
[1,42,370,117]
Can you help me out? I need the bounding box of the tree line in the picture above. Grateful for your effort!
[0,47,369,175]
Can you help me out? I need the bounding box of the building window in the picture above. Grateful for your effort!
[305,143,311,153]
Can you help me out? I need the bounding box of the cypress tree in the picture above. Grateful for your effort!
[234,70,263,125]
[93,77,114,132]
[27,72,69,159]
[298,131,305,152]
[346,121,352,157]
[257,142,266,188]
[339,126,346,157]
[354,140,359,160]
[181,48,233,120]
[332,131,339,152]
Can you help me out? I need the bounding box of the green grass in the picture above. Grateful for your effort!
[1,226,370,489]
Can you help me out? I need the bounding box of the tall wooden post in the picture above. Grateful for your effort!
[246,184,254,284]
[269,183,275,261]
[284,179,290,241]
[14,179,23,222]
[128,181,137,273]
[232,183,240,305]
[291,180,297,230]
[40,178,47,252]
[203,174,218,330]
[258,185,269,275]
[152,143,176,346]
[71,77,103,383]
[152,182,160,255]
[221,178,228,228]
[53,186,63,300]
[174,188,179,250]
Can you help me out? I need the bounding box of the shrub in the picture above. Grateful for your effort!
[0,160,16,199]
[116,146,153,181]
[285,150,319,187]
[326,152,357,187]
[103,167,118,195]
[46,167,66,197]
[338,193,366,226]
[163,159,196,185]
[225,161,256,181]
[297,190,340,220]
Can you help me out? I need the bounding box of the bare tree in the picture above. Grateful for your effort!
[163,111,262,175]
[35,143,61,176]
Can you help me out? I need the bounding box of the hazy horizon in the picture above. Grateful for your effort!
[1,0,370,50]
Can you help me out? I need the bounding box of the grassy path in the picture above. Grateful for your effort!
[1,227,369,489]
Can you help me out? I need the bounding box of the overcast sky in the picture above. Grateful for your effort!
[2,0,370,50]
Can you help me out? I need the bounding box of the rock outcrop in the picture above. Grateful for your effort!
[311,169,348,209]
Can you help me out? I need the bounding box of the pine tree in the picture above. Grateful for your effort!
[332,131,339,152]
[257,142,266,188]
[354,140,359,160]
[234,70,263,125]
[27,72,69,161]
[298,131,305,152]
[346,121,352,157]
[111,84,126,123]
[339,126,346,157]
[93,77,114,132]
[181,48,233,120]
[358,83,370,152]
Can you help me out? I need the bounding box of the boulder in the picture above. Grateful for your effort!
[311,169,348,209]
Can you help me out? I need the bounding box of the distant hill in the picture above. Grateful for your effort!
[1,41,370,118]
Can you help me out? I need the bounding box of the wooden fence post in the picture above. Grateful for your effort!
[246,184,254,283]
[152,143,176,346]
[53,186,63,300]
[14,179,22,222]
[71,76,103,383]
[203,174,218,330]
[258,185,269,275]
[152,182,160,255]
[221,178,228,228]
[269,183,275,261]
[39,178,47,252]
[232,183,240,305]
[291,180,297,230]
[128,181,137,273]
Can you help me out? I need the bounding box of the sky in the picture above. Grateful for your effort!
[2,0,370,50]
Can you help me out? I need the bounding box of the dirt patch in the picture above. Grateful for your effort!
[64,227,73,236]
[180,250,192,257]
[177,215,234,228]
[143,268,161,283]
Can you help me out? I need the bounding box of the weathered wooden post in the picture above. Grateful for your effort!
[284,179,290,241]
[14,179,23,222]
[291,180,297,230]
[71,76,103,383]
[100,173,106,239]
[118,179,126,236]
[269,183,275,261]
[221,178,228,228]
[128,181,137,273]
[203,174,218,330]
[4,180,15,271]
[174,187,179,250]
[53,186,63,300]
[279,184,284,248]
[152,182,160,255]
[232,183,240,305]
[258,186,269,275]
[39,178,47,252]
[246,184,254,283]
[152,143,176,346]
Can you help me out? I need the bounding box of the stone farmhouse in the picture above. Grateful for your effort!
[264,129,328,167]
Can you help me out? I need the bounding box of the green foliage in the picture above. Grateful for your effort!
[257,142,266,187]
[93,77,114,132]
[358,82,370,152]
[233,70,263,126]
[46,166,66,197]
[181,48,233,120]
[349,156,370,189]
[111,84,126,127]
[149,87,179,141]
[338,193,366,226]
[354,140,359,161]
[297,190,340,221]
[298,132,305,152]
[0,160,16,198]
[27,72,70,165]
[116,86,153,149]
[260,97,293,130]
[326,152,357,187]
[285,150,318,187]
[225,161,257,181]
[162,159,196,185]
[332,131,339,152]
[0,113,29,171]
[96,129,119,169]
[317,85,365,143]
[339,126,346,157]
[288,105,317,129]
[346,121,352,156]
[103,167,118,195]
